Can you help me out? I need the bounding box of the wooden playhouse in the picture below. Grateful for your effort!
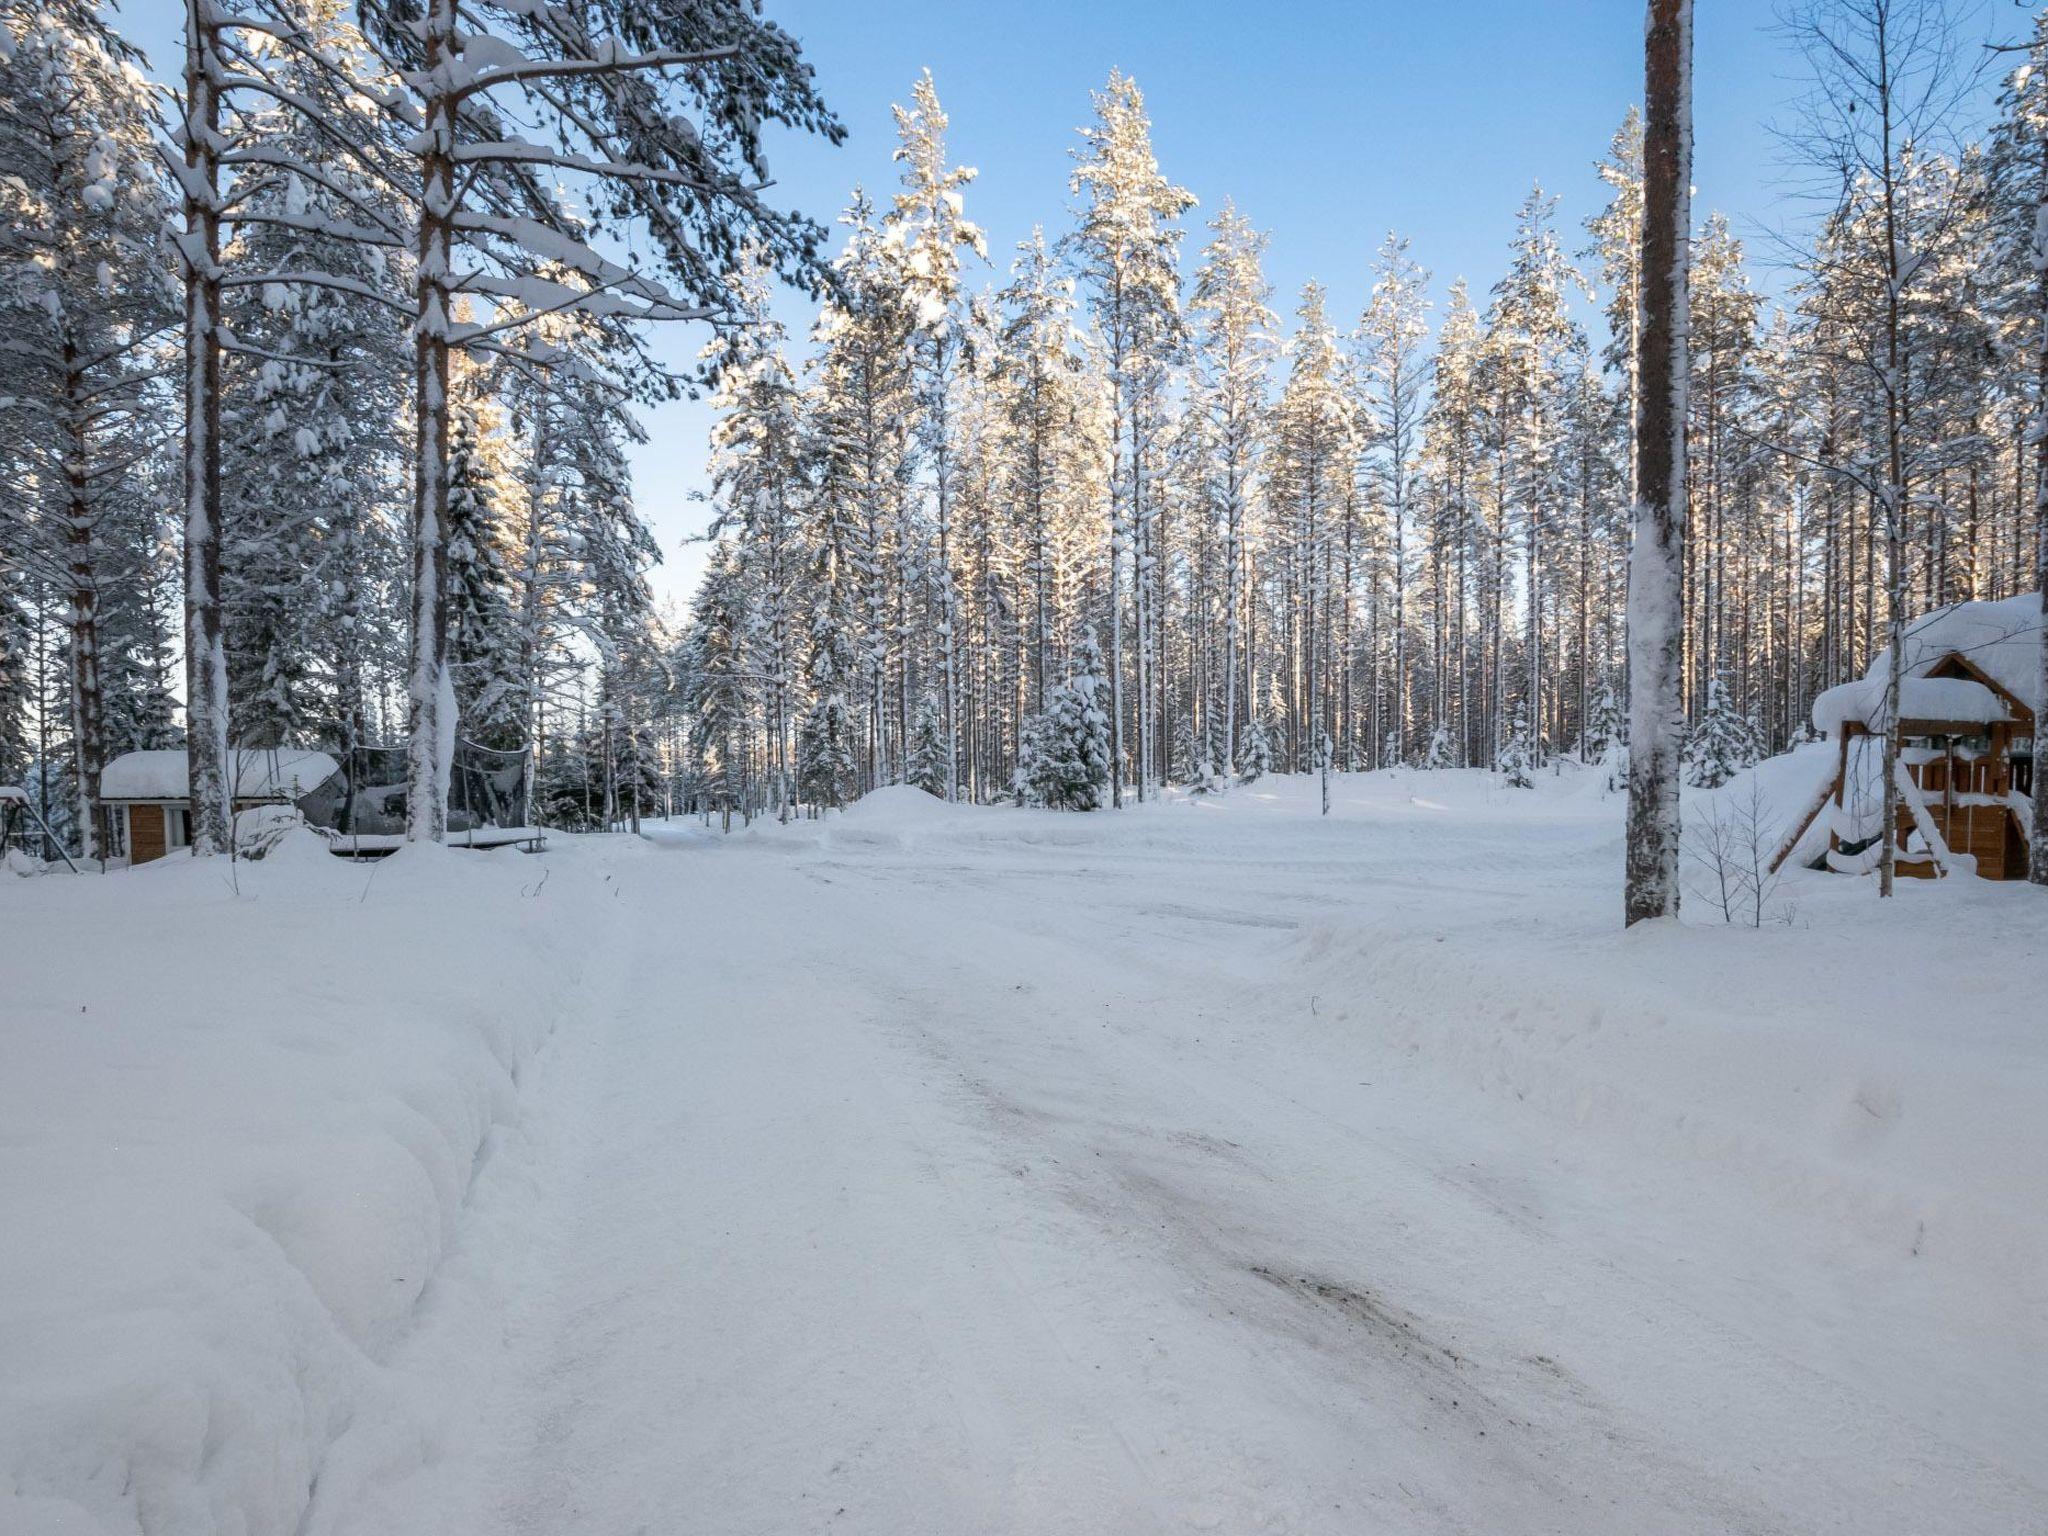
[1779,596,2039,880]
[99,749,340,864]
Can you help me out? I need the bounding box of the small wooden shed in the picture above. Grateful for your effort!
[1786,596,2039,880]
[100,749,340,864]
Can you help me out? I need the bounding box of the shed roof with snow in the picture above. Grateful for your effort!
[100,750,341,803]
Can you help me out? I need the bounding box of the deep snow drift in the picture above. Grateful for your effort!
[3,769,2044,1535]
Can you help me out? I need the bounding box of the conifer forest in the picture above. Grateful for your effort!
[4,3,2047,1533]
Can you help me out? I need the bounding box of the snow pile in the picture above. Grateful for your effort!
[834,782,958,824]
[0,842,618,1536]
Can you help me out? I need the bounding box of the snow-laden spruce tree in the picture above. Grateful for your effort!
[906,694,948,797]
[1583,680,1626,761]
[1238,718,1274,783]
[1498,706,1536,788]
[797,693,858,812]
[1169,714,1202,786]
[1625,0,1692,925]
[1684,678,1760,788]
[1585,681,1628,792]
[1018,629,1111,811]
[443,401,524,746]
[682,541,755,830]
[1421,722,1456,770]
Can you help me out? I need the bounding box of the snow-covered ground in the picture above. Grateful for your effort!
[4,767,2045,1534]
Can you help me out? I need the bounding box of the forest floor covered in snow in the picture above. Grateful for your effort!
[4,764,2046,1535]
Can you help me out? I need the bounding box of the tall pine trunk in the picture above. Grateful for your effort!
[182,0,231,856]
[62,339,104,862]
[2033,82,2048,885]
[1625,0,1691,926]
[406,0,457,842]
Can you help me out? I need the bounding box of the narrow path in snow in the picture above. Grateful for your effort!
[407,821,2044,1536]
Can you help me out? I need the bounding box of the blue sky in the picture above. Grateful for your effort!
[119,0,1999,607]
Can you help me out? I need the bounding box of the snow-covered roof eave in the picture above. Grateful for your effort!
[99,750,342,802]
[1812,675,2014,737]
[1860,594,2045,719]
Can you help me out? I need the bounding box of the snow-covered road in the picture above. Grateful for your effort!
[390,778,2047,1536]
[8,770,2045,1535]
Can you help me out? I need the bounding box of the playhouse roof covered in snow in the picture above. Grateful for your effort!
[100,749,339,802]
[1811,675,2012,735]
[1812,595,2043,735]
[1881,595,2040,706]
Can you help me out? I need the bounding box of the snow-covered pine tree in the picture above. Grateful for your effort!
[1019,628,1112,811]
[892,71,984,803]
[1268,282,1351,773]
[343,0,840,841]
[1586,107,1645,506]
[1069,71,1194,805]
[0,8,175,858]
[810,189,918,789]
[1498,704,1536,788]
[1422,280,1484,767]
[1238,717,1274,783]
[796,693,858,812]
[705,249,808,818]
[443,399,523,747]
[1481,187,1583,773]
[1422,723,1456,770]
[1357,232,1432,767]
[1169,713,1201,786]
[1188,202,1274,778]
[906,694,947,797]
[682,542,755,831]
[0,559,29,787]
[218,0,410,754]
[1585,681,1628,791]
[992,229,1089,720]
[1684,678,1760,788]
[1991,11,2048,884]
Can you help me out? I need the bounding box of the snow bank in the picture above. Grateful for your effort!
[0,842,618,1536]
